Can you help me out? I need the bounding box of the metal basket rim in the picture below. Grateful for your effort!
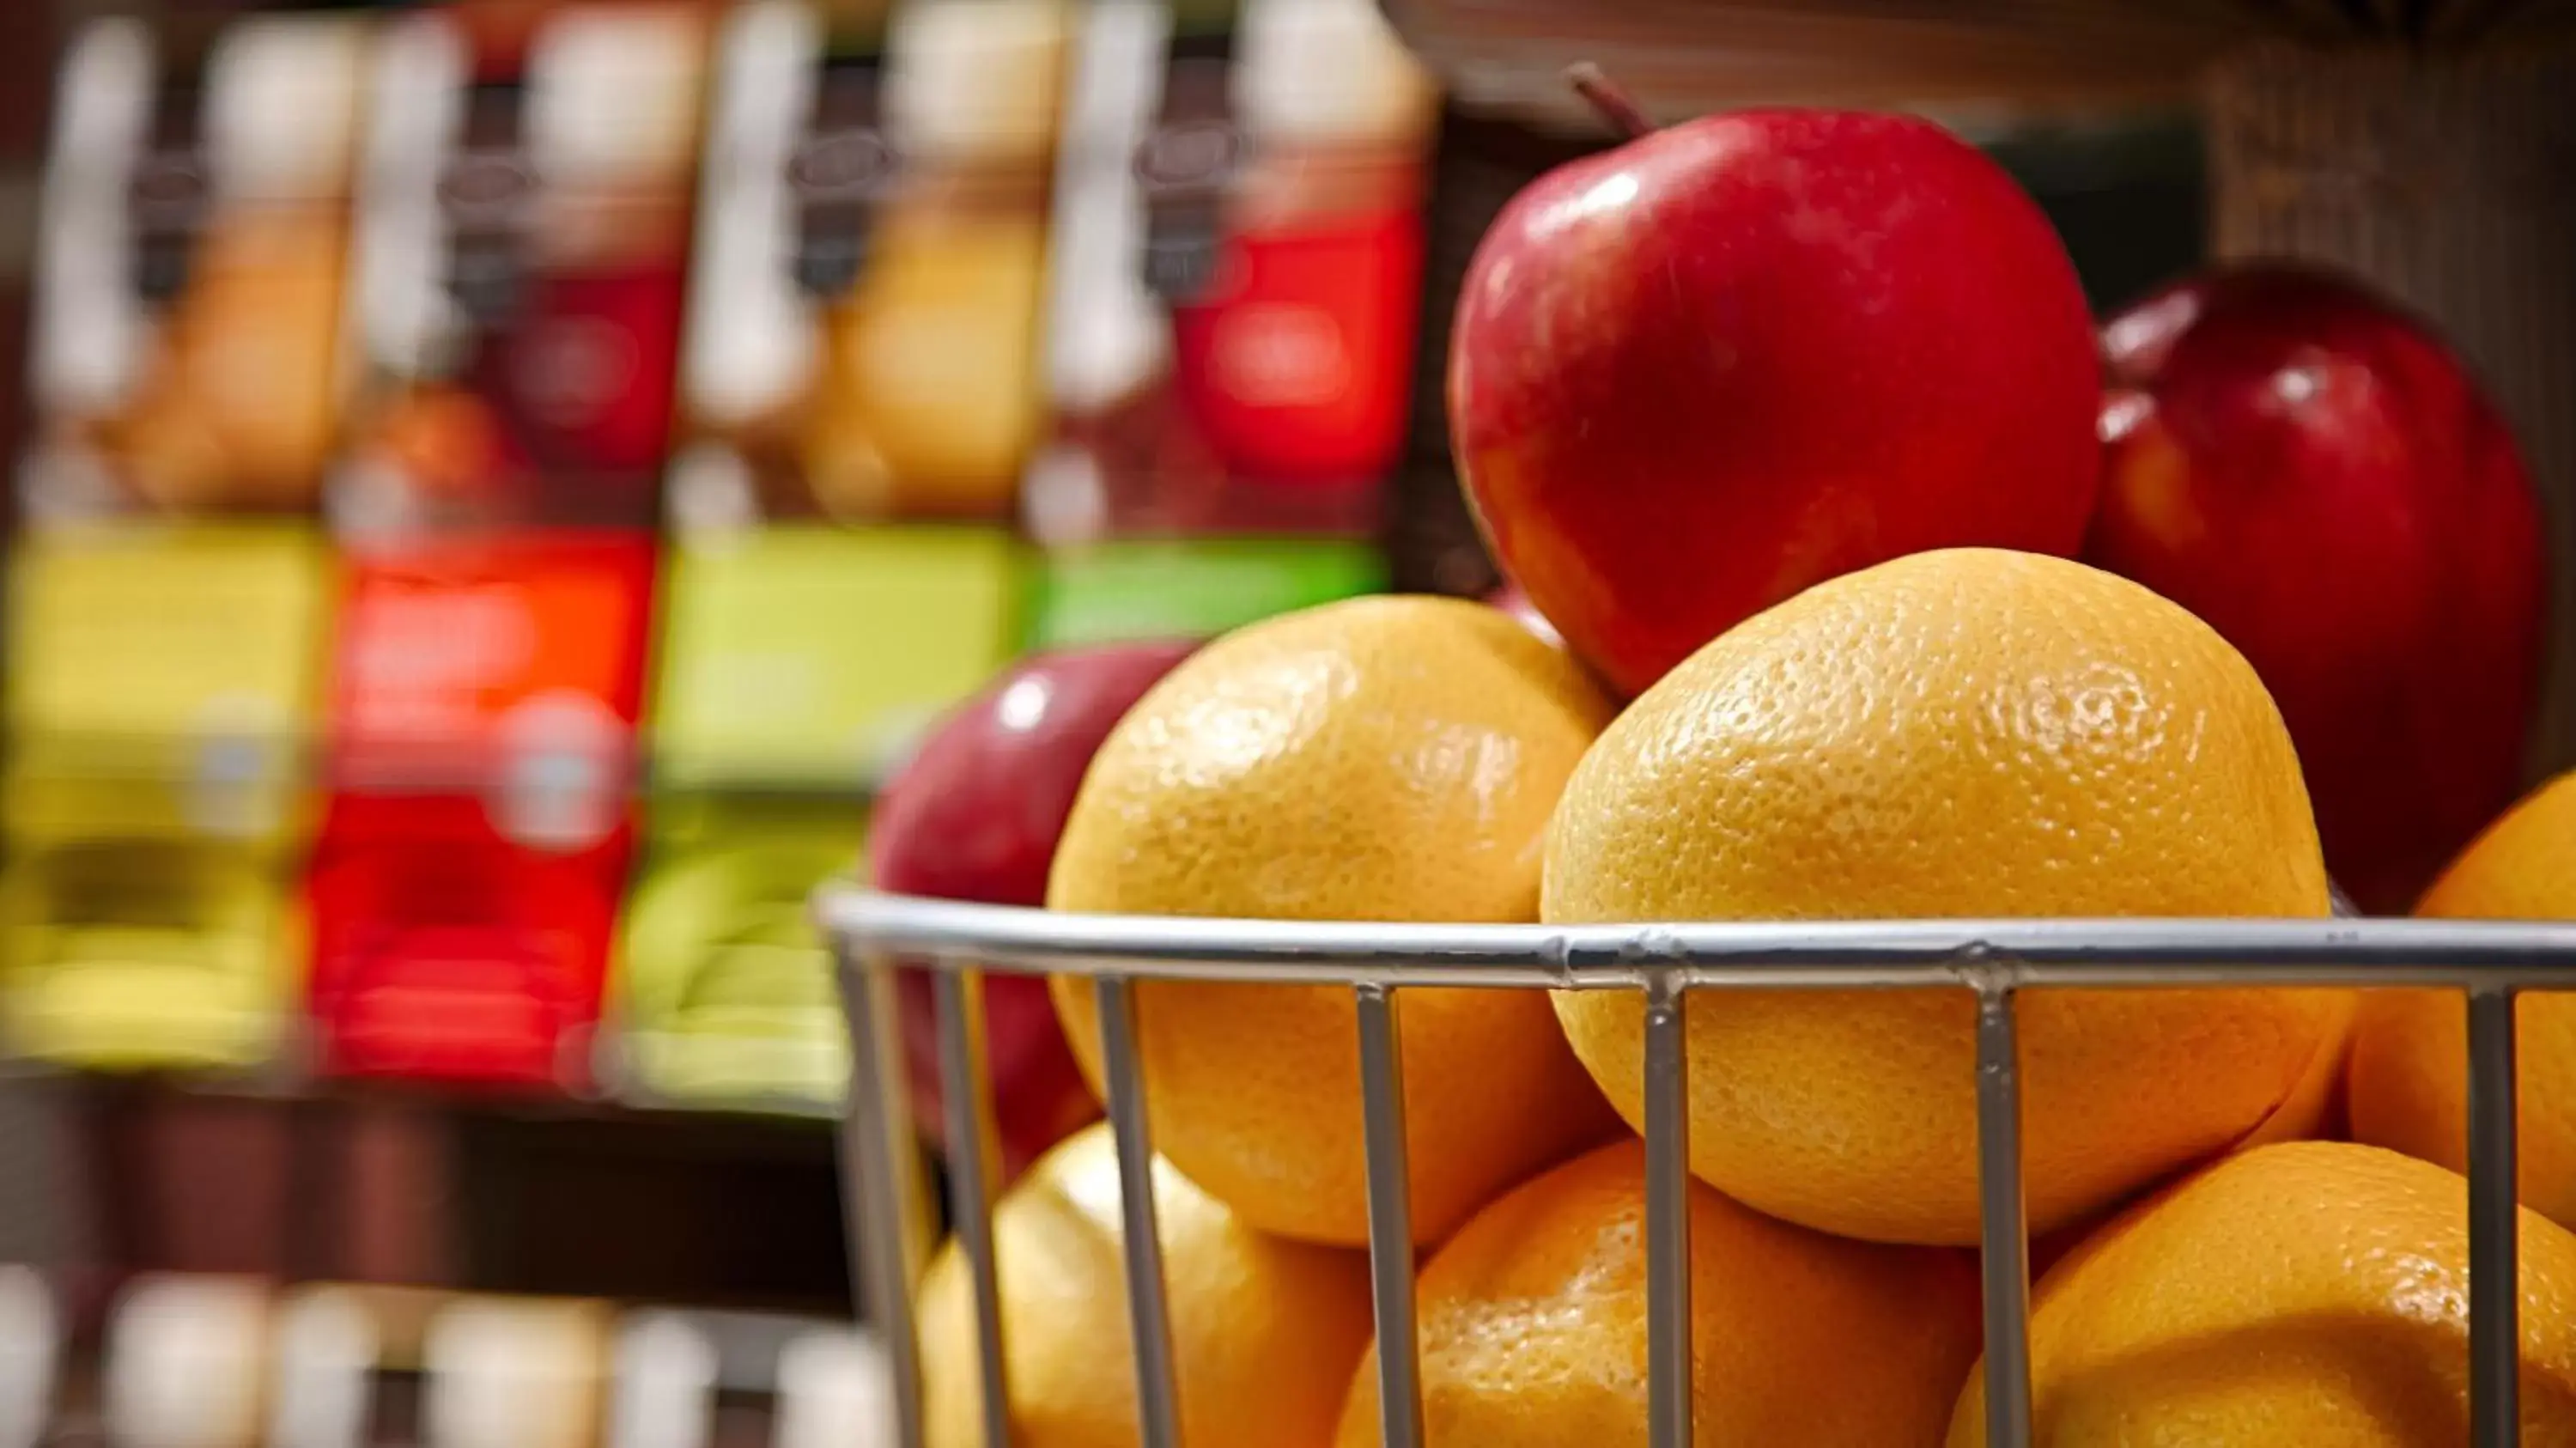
[813,884,2576,990]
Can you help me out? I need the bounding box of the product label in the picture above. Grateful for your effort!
[677,0,1061,529]
[328,532,654,851]
[652,524,1024,789]
[25,15,368,524]
[338,6,704,534]
[3,525,332,845]
[1030,534,1381,648]
[1022,0,1435,543]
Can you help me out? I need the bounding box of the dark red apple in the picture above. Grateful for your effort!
[2091,263,2547,914]
[870,639,1197,1179]
[1449,76,2101,697]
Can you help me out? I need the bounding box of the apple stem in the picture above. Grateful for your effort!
[1567,63,1656,140]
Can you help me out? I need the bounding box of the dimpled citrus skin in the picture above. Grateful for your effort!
[1546,549,2345,1244]
[1951,1141,2576,1445]
[1334,1140,1982,1448]
[2350,770,2576,1228]
[1048,594,1622,1246]
[920,1123,1374,1448]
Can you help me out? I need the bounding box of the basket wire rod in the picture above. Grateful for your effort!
[1641,972,1694,1448]
[814,891,2576,990]
[1094,975,1184,1448]
[1975,985,2035,1448]
[838,946,931,1448]
[933,968,1013,1448]
[1354,984,1425,1448]
[2468,985,2522,1448]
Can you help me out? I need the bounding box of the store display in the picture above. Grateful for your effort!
[1020,0,1424,641]
[25,14,368,524]
[2092,264,2549,916]
[0,1267,53,1448]
[0,532,333,1077]
[0,3,2565,1448]
[309,532,653,1087]
[337,3,706,536]
[102,1275,274,1448]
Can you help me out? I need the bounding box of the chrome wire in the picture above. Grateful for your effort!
[1975,988,2034,1448]
[835,946,930,1447]
[933,969,1012,1448]
[820,888,2573,1448]
[2469,986,2522,1448]
[1094,975,1182,1448]
[1640,973,1693,1448]
[1354,985,1424,1448]
[816,891,2576,991]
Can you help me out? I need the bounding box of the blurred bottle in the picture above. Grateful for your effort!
[421,1297,609,1448]
[102,1275,274,1448]
[340,5,706,535]
[1017,0,1418,648]
[1165,0,1435,491]
[800,0,1066,520]
[27,15,366,523]
[0,1268,55,1448]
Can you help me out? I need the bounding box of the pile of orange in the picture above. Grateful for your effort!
[902,556,2576,1446]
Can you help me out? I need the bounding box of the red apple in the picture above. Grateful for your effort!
[1449,77,2101,697]
[869,639,1197,1180]
[2091,263,2547,914]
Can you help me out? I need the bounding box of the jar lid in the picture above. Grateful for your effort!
[526,5,708,187]
[205,16,369,203]
[884,0,1070,164]
[1235,0,1436,149]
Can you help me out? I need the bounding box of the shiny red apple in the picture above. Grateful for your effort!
[869,639,1197,1179]
[2091,263,2547,914]
[1449,77,2101,696]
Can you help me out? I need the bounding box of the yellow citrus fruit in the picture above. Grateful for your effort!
[1048,594,1621,1246]
[2349,768,2576,1227]
[1950,1141,2576,1445]
[1335,1139,1981,1447]
[920,1123,1374,1448]
[1545,548,2346,1244]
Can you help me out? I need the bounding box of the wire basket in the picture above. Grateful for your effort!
[815,884,2576,1448]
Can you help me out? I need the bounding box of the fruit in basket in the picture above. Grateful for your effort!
[1949,1141,2576,1444]
[1448,90,2099,698]
[920,1122,1373,1448]
[872,641,1199,1181]
[2091,263,2547,915]
[1544,548,2348,1245]
[2348,767,2576,1228]
[1048,594,1621,1246]
[1335,1139,1981,1447]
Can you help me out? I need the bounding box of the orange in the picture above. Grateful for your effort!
[1545,548,2347,1244]
[1950,1141,2576,1445]
[1048,594,1620,1246]
[2349,768,2576,1227]
[1335,1139,1981,1447]
[920,1123,1374,1448]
